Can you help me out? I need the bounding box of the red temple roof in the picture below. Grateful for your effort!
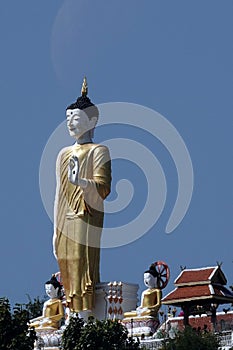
[174,266,227,286]
[162,266,233,307]
[162,284,233,305]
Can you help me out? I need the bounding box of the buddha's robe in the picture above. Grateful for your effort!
[124,289,162,318]
[30,298,64,329]
[54,143,111,312]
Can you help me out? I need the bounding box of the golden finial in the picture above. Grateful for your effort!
[81,76,88,97]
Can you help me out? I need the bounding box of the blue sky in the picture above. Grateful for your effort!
[0,0,233,308]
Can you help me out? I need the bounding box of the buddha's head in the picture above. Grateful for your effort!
[45,275,62,299]
[66,77,99,140]
[144,265,159,289]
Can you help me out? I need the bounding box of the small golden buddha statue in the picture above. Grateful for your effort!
[29,275,64,330]
[124,265,162,318]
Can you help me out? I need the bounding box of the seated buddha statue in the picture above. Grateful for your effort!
[29,275,64,330]
[124,265,162,318]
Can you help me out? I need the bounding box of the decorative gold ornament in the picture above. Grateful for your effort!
[81,76,88,96]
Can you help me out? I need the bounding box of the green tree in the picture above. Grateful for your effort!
[0,297,36,350]
[0,298,12,348]
[62,314,84,350]
[61,315,140,350]
[161,326,219,350]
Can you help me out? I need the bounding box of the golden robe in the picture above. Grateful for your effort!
[54,143,111,312]
[30,298,64,329]
[124,288,162,318]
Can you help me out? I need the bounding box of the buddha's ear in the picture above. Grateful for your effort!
[89,116,97,129]
[154,276,159,288]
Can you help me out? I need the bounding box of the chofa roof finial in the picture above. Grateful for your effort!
[81,76,88,97]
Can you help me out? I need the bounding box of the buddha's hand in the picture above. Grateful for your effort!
[68,156,79,185]
[53,233,58,259]
[137,307,147,316]
[40,318,49,325]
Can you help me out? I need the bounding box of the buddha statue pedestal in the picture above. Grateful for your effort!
[34,329,63,350]
[122,316,160,337]
[34,281,139,349]
[93,281,139,320]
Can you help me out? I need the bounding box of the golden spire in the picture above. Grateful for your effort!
[81,76,88,97]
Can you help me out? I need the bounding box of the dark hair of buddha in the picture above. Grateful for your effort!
[45,275,62,291]
[144,264,159,278]
[66,95,99,121]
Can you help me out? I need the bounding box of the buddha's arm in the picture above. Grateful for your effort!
[46,302,64,322]
[137,290,146,309]
[53,149,64,258]
[29,315,44,323]
[82,146,111,206]
[147,290,162,309]
[30,302,48,323]
[83,146,111,197]
[92,146,111,199]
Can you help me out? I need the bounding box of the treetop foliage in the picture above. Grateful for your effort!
[0,297,36,350]
[161,326,220,350]
[61,315,140,350]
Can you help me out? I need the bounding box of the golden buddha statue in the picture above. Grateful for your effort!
[53,77,111,319]
[29,275,64,330]
[124,265,162,318]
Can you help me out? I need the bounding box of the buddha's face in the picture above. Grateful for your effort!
[144,272,157,289]
[66,108,97,139]
[45,283,59,299]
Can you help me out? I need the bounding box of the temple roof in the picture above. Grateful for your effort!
[174,266,227,286]
[162,284,233,305]
[162,266,233,307]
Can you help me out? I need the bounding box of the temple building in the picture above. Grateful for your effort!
[162,265,233,330]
